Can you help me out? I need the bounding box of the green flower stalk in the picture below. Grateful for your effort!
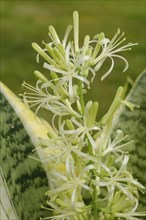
[22,11,146,220]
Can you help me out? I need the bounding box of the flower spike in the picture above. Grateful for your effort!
[22,11,145,220]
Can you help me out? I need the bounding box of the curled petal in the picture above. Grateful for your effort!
[101,56,115,81]
[111,54,129,72]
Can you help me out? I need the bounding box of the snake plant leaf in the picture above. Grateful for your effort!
[0,82,54,219]
[113,69,146,211]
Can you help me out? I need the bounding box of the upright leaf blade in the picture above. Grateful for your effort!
[0,82,53,219]
[0,167,19,220]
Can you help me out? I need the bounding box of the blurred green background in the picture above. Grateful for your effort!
[1,0,145,118]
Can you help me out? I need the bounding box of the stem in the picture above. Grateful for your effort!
[87,141,98,220]
[92,186,98,220]
[102,117,113,151]
[78,80,85,115]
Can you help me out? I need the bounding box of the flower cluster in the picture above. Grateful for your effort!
[22,11,145,220]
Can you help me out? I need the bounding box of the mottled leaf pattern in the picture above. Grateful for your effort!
[113,69,146,211]
[0,92,49,220]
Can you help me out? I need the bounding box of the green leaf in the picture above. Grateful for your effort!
[113,69,146,211]
[0,82,53,219]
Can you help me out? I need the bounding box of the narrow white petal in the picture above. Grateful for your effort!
[43,62,68,75]
[111,54,129,72]
[101,56,114,81]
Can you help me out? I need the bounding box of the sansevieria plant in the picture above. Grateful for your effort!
[1,11,146,220]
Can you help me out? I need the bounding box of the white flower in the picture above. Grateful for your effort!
[41,196,89,220]
[102,129,133,161]
[22,80,81,118]
[92,155,145,200]
[40,135,99,166]
[59,101,100,150]
[115,211,146,220]
[43,58,90,103]
[21,80,66,116]
[90,28,138,81]
[45,160,95,212]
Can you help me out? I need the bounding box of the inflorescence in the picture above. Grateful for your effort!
[22,11,145,220]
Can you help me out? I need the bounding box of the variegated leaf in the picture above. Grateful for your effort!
[113,69,146,211]
[0,82,53,219]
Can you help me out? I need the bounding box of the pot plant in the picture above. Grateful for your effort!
[0,11,146,220]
